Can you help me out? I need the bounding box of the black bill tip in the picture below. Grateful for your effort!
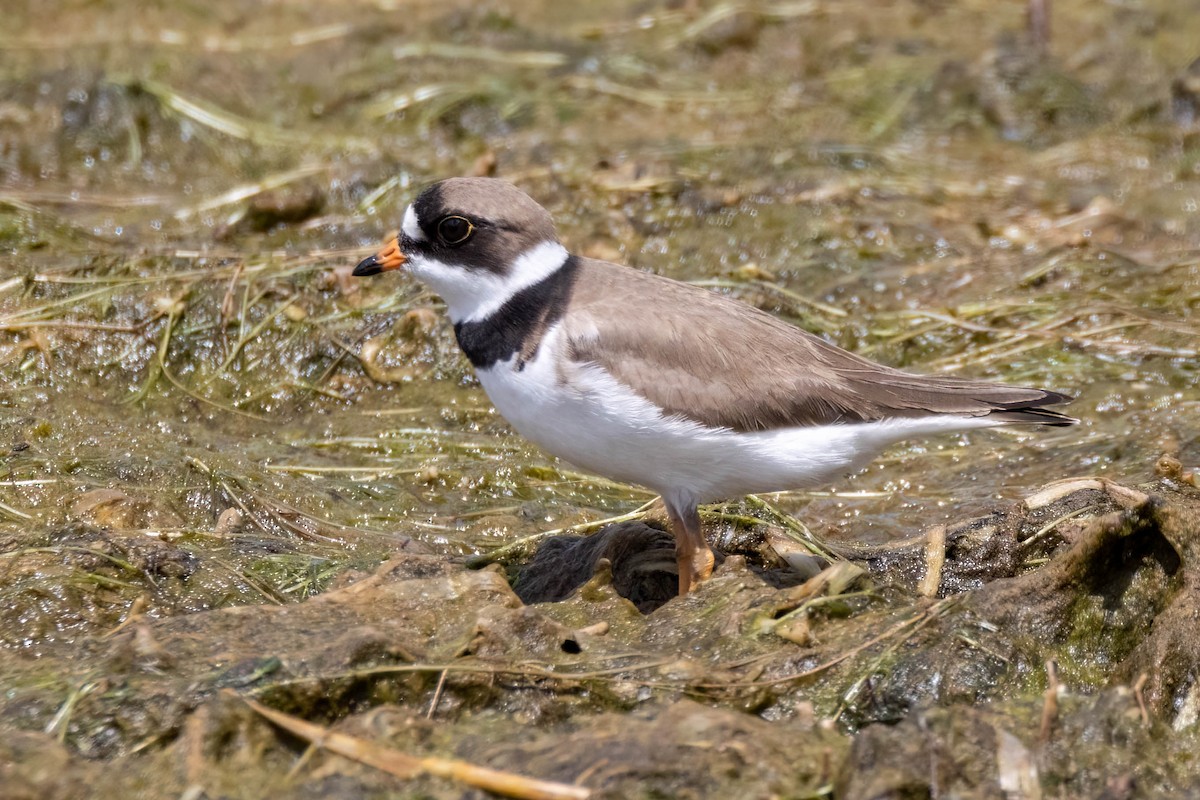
[352,255,382,277]
[353,238,406,275]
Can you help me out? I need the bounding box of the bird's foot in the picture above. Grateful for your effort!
[676,545,716,595]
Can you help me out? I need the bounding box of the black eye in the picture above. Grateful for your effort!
[437,215,474,245]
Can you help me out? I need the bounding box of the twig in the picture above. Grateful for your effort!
[832,599,955,721]
[1018,504,1099,548]
[240,694,591,800]
[917,525,946,598]
[427,670,449,719]
[465,499,660,568]
[696,598,961,691]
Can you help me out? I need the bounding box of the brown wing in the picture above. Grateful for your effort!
[563,258,1075,432]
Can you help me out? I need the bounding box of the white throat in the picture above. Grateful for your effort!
[406,239,570,324]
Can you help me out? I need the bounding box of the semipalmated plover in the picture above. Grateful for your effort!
[354,178,1076,595]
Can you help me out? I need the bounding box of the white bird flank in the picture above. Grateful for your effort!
[404,237,569,324]
[474,324,1005,511]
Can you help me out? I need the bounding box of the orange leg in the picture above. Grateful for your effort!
[665,500,715,595]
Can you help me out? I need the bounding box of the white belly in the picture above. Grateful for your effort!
[475,325,999,509]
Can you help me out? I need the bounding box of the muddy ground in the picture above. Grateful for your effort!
[2,0,1200,798]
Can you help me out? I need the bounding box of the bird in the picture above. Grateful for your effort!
[353,177,1076,596]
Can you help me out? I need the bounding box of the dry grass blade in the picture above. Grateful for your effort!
[832,598,961,720]
[0,498,33,521]
[562,75,749,109]
[390,42,568,67]
[667,2,755,48]
[134,78,295,142]
[0,189,172,208]
[1018,505,1100,549]
[45,680,100,742]
[681,597,961,692]
[768,562,870,641]
[206,555,289,605]
[867,82,921,140]
[173,165,328,221]
[753,279,849,319]
[471,491,834,570]
[0,24,353,51]
[744,494,836,560]
[126,299,184,404]
[128,78,373,151]
[661,0,817,49]
[361,83,462,119]
[918,524,946,598]
[465,499,660,568]
[357,174,406,213]
[0,195,108,245]
[189,23,353,52]
[240,694,591,800]
[266,656,678,689]
[0,284,125,325]
[253,493,405,545]
[693,278,847,324]
[213,473,329,543]
[0,320,143,333]
[160,358,269,420]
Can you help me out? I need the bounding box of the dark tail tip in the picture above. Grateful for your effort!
[991,389,1079,426]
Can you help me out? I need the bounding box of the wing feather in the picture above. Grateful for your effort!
[563,259,1074,431]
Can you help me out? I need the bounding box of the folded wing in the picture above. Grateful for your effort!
[564,259,1075,432]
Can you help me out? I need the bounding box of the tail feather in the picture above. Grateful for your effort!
[987,405,1078,427]
[970,386,1078,426]
[860,374,1079,427]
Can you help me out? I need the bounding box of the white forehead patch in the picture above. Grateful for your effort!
[401,204,425,242]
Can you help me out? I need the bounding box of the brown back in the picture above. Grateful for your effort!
[563,258,1074,432]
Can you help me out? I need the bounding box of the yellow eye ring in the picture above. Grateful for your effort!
[437,215,474,245]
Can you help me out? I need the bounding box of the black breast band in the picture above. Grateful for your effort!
[454,256,579,370]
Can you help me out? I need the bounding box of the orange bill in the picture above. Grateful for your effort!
[352,237,406,276]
